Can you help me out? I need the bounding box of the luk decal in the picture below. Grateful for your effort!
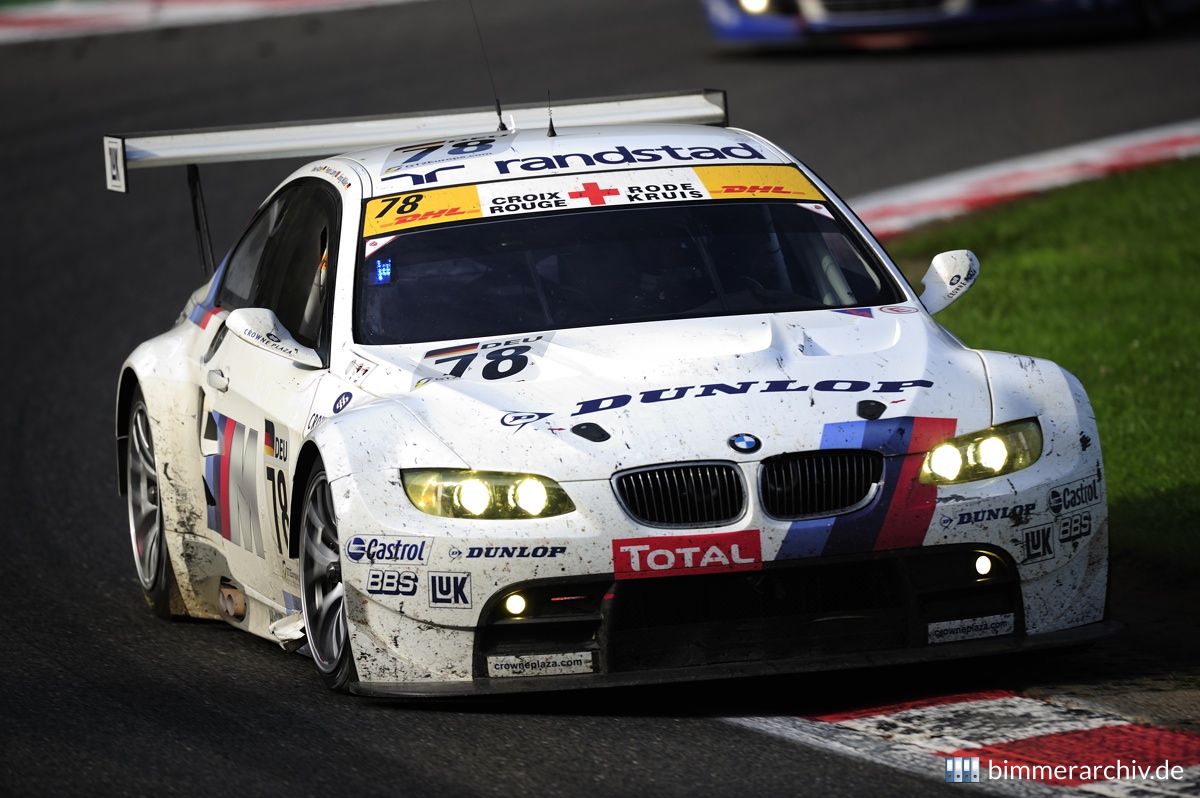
[1056,510,1093,543]
[332,391,352,414]
[573,378,934,416]
[694,164,824,201]
[428,572,471,607]
[1022,524,1055,563]
[202,412,266,559]
[344,536,431,565]
[366,569,418,597]
[363,185,482,237]
[450,545,568,560]
[927,613,1014,644]
[492,142,767,175]
[501,411,553,432]
[613,529,762,580]
[487,652,595,678]
[956,502,1036,526]
[879,305,920,315]
[1048,473,1102,515]
[412,333,553,389]
[263,419,289,556]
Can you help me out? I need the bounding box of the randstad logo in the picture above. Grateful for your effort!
[945,756,981,783]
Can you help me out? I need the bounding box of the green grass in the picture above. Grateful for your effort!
[887,158,1200,574]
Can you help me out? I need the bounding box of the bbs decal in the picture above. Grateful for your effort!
[366,569,418,596]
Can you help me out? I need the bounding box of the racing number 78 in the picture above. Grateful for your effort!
[434,346,532,380]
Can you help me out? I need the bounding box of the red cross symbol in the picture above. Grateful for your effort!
[568,182,620,206]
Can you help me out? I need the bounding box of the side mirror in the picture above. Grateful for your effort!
[226,307,323,369]
[919,250,979,315]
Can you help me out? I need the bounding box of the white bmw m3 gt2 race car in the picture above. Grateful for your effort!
[105,91,1111,696]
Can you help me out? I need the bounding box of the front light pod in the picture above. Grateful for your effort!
[402,469,575,519]
[920,419,1042,485]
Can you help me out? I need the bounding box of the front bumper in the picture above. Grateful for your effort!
[351,620,1117,697]
[336,374,1109,694]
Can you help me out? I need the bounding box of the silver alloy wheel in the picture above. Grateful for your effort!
[300,472,347,674]
[127,399,162,591]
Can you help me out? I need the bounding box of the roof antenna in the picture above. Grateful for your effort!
[467,0,507,132]
[546,90,557,138]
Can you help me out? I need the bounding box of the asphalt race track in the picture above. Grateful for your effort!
[3,2,1200,794]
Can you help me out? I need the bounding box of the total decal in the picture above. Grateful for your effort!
[411,333,554,389]
[612,529,762,580]
[362,163,825,237]
[572,378,934,416]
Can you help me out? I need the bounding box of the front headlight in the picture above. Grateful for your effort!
[920,419,1042,485]
[402,469,575,519]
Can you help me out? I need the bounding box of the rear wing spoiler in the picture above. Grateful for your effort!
[101,89,728,193]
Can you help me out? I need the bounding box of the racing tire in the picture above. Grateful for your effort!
[299,464,358,692]
[126,388,179,620]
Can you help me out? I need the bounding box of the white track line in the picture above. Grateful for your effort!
[0,0,432,43]
[828,695,1127,753]
[849,119,1200,238]
[724,714,1062,797]
[726,692,1199,796]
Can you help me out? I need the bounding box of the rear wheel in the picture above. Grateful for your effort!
[126,389,177,619]
[299,466,357,692]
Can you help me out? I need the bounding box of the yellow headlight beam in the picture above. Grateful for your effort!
[401,469,576,519]
[920,419,1042,485]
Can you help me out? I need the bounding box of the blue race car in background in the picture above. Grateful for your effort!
[702,0,1190,48]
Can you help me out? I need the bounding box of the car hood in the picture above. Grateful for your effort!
[354,310,992,481]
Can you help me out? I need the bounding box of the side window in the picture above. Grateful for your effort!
[254,181,340,351]
[216,197,286,311]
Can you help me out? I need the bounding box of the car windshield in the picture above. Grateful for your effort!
[355,200,905,345]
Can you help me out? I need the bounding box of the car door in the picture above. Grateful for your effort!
[198,178,341,607]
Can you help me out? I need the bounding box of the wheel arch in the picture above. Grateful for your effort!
[115,367,140,496]
[289,440,324,560]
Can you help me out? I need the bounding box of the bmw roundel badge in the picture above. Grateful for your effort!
[728,433,762,454]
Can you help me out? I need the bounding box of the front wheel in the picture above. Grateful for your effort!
[126,389,178,619]
[299,465,357,692]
